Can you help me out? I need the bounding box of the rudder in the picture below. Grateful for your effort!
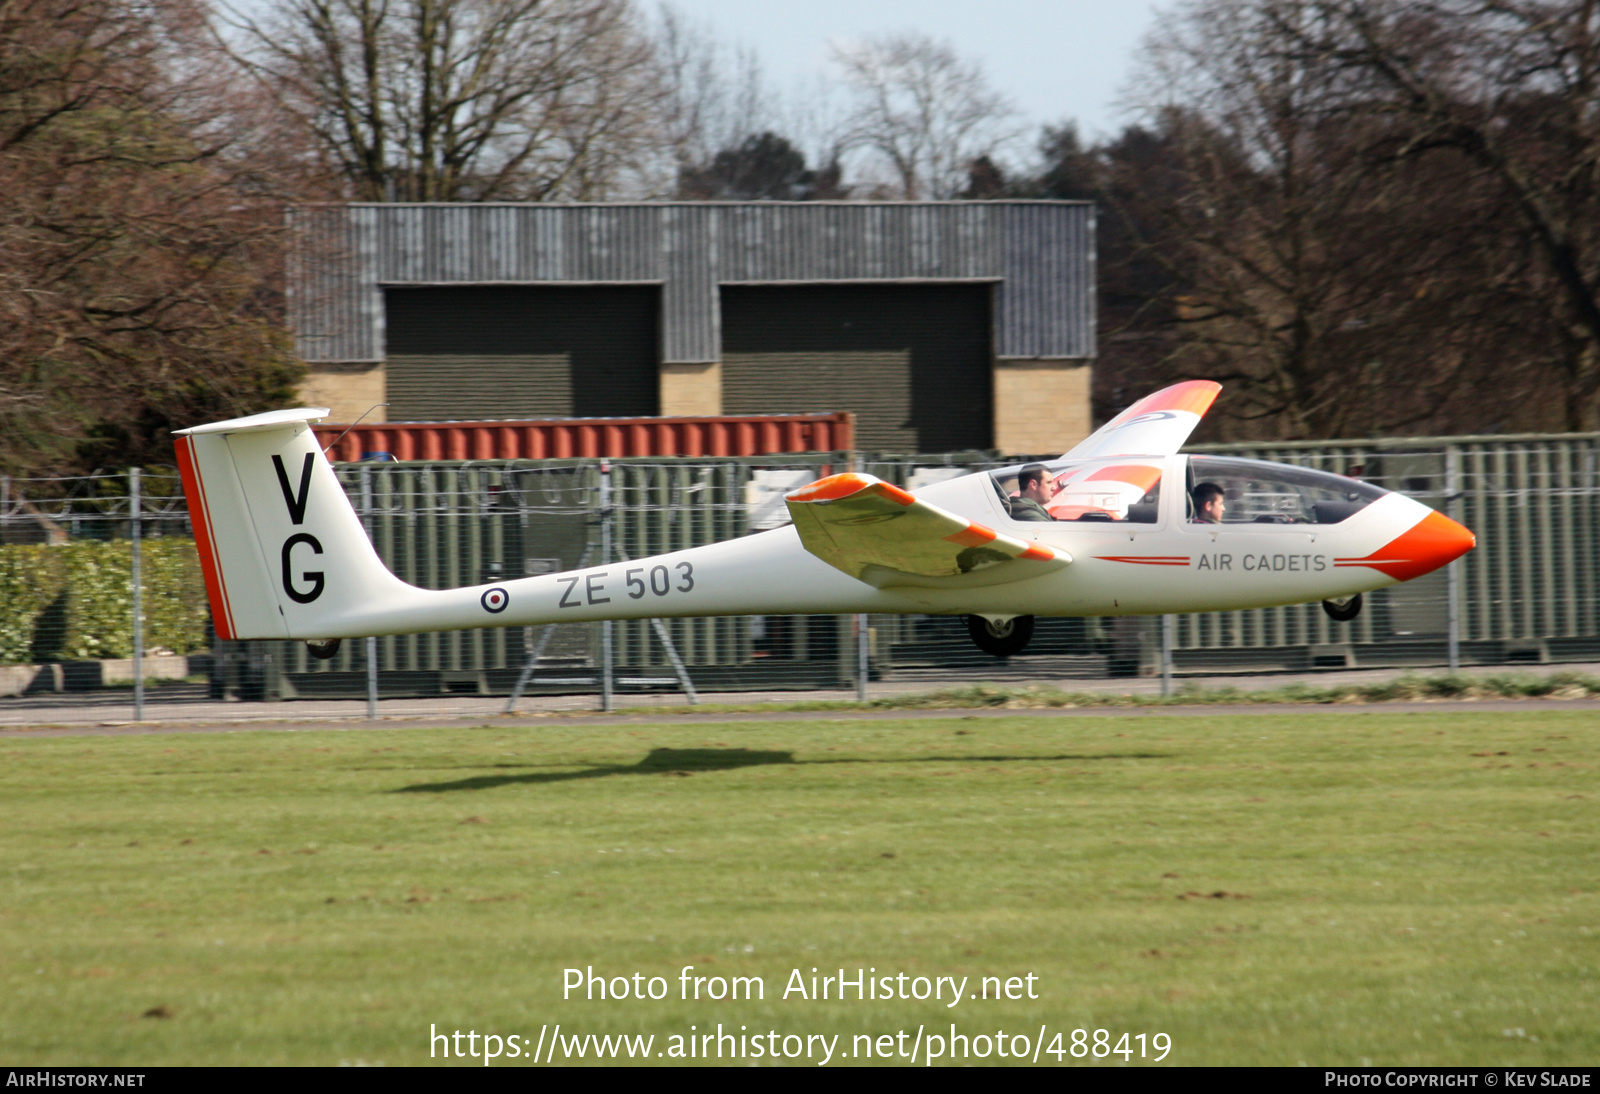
[175,408,408,640]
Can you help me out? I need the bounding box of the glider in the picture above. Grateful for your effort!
[173,381,1474,659]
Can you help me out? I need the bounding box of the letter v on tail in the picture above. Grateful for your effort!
[273,453,315,525]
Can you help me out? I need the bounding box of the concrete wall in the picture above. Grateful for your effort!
[0,654,192,697]
[300,364,387,424]
[307,356,1096,457]
[993,359,1092,456]
[659,362,722,417]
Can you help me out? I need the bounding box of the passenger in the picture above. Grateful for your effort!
[1192,482,1226,523]
[1009,464,1057,522]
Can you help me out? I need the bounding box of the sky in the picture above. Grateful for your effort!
[660,0,1166,145]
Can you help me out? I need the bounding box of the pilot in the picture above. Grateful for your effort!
[1192,482,1226,523]
[1009,464,1057,522]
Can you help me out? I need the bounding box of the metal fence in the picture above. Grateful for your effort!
[3,431,1597,724]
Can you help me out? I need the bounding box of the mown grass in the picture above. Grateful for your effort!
[665,671,1600,715]
[0,711,1594,1066]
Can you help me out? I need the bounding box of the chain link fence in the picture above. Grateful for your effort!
[3,432,1597,724]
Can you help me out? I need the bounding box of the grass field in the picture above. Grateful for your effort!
[0,710,1594,1066]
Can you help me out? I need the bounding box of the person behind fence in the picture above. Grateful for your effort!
[1009,464,1057,522]
[1192,481,1226,523]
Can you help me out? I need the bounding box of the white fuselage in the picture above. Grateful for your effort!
[315,455,1442,640]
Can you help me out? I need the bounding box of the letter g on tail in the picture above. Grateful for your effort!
[282,532,325,603]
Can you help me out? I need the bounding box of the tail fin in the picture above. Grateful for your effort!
[174,408,408,640]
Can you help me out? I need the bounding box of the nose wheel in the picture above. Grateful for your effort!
[1321,594,1363,622]
[967,614,1035,657]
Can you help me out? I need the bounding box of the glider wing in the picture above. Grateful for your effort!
[785,474,1070,589]
[1063,380,1221,460]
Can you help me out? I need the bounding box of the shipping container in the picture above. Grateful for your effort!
[312,412,854,463]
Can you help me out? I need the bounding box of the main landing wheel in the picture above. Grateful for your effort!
[306,638,342,660]
[967,615,1035,657]
[1321,594,1363,622]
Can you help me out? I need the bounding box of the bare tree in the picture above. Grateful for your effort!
[650,5,848,199]
[677,131,802,199]
[1114,0,1551,439]
[230,0,663,202]
[1278,1,1600,430]
[0,0,301,475]
[830,32,1018,200]
[653,3,770,178]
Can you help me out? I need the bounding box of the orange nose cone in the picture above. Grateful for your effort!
[1341,509,1475,582]
[1441,513,1476,558]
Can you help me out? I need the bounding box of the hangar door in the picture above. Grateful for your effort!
[720,284,992,452]
[384,285,659,420]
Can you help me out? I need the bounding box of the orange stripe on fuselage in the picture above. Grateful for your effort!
[173,435,235,640]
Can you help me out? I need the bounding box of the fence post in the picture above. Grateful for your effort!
[1445,444,1461,673]
[856,614,869,702]
[130,467,144,722]
[600,462,614,713]
[852,453,869,702]
[355,467,376,722]
[1161,614,1174,698]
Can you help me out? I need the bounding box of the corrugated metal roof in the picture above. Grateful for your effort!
[288,202,1094,364]
[313,412,854,462]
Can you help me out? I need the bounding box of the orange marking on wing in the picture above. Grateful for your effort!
[944,523,998,548]
[787,473,870,502]
[875,483,917,506]
[1018,544,1055,562]
[1083,464,1163,492]
[1118,379,1221,420]
[1332,510,1475,581]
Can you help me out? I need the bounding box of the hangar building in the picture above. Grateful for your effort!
[289,201,1094,455]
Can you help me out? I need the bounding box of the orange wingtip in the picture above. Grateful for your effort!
[1018,544,1055,562]
[788,474,918,506]
[1119,380,1221,421]
[787,473,873,502]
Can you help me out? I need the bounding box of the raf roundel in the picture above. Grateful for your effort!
[480,587,509,614]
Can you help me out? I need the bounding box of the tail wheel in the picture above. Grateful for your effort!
[306,638,342,660]
[967,614,1035,657]
[1321,593,1363,622]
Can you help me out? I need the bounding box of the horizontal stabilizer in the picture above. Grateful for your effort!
[176,407,331,437]
[785,474,1070,589]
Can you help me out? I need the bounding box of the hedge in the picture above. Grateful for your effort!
[0,539,210,663]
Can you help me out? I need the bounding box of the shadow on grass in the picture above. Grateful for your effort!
[394,746,1169,793]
